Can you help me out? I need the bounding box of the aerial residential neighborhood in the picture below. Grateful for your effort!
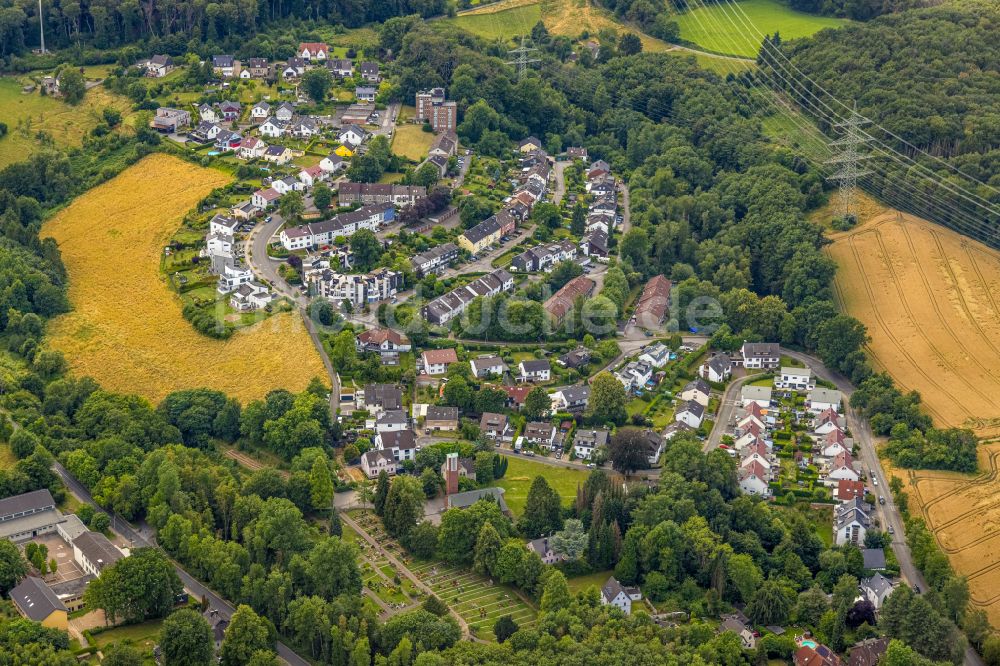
[0,1,989,665]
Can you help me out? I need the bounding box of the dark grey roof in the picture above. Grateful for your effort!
[679,400,705,418]
[426,406,458,421]
[520,359,550,373]
[601,576,626,601]
[862,548,886,570]
[684,378,711,396]
[365,384,403,410]
[10,577,66,620]
[377,409,408,425]
[446,487,508,512]
[379,429,416,451]
[0,489,55,522]
[73,531,124,571]
[559,385,590,404]
[573,428,608,448]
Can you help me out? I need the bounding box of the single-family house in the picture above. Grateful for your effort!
[361,450,395,479]
[355,86,377,103]
[740,342,780,369]
[239,136,267,160]
[848,637,890,666]
[480,413,513,442]
[425,406,459,431]
[550,385,590,413]
[259,117,287,138]
[775,366,814,391]
[320,153,345,173]
[356,328,411,360]
[359,383,403,414]
[275,102,296,121]
[252,187,281,209]
[700,354,732,383]
[421,348,459,376]
[230,282,273,311]
[263,144,292,165]
[794,644,842,666]
[359,61,380,82]
[375,429,417,464]
[833,479,866,503]
[828,450,860,482]
[808,388,843,414]
[327,58,354,78]
[339,124,368,147]
[675,400,705,429]
[680,378,711,407]
[298,42,330,61]
[738,459,771,496]
[639,342,671,369]
[558,347,592,370]
[523,421,557,449]
[218,100,241,121]
[518,359,551,383]
[834,498,871,546]
[719,614,757,649]
[526,536,566,565]
[212,55,236,77]
[572,428,609,460]
[860,573,895,610]
[375,410,408,433]
[600,577,642,615]
[470,356,507,379]
[298,165,328,187]
[144,54,174,77]
[740,385,773,409]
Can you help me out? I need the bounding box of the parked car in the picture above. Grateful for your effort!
[879,496,885,505]
[887,526,894,535]
[587,463,596,469]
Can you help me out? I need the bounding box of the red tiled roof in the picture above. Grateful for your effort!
[422,348,459,365]
[357,327,407,346]
[634,275,671,327]
[543,276,595,322]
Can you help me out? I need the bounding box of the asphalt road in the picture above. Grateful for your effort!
[52,462,310,666]
[704,372,763,451]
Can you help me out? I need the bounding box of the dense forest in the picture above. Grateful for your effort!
[0,0,447,58]
[765,2,1000,235]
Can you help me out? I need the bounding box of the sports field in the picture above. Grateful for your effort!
[43,154,326,404]
[887,443,1000,625]
[674,0,846,57]
[827,210,1000,439]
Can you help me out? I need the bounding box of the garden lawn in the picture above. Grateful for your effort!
[392,124,436,161]
[674,0,847,57]
[567,570,614,595]
[43,154,327,403]
[495,455,588,516]
[91,618,163,653]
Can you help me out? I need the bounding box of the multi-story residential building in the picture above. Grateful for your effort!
[337,182,426,207]
[411,242,459,276]
[307,268,403,307]
[510,240,577,272]
[421,269,514,326]
[279,204,394,250]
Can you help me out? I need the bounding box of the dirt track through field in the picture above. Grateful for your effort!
[831,209,1000,624]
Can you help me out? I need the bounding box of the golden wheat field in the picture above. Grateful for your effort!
[829,205,1000,623]
[828,211,1000,439]
[885,443,1000,624]
[43,154,326,404]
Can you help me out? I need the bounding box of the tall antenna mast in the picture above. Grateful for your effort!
[506,36,540,82]
[38,0,45,53]
[825,103,872,222]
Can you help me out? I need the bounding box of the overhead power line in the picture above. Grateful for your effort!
[825,105,873,222]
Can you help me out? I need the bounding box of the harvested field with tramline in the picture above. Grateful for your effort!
[828,210,1000,438]
[43,154,326,404]
[886,443,1000,623]
[830,206,1000,624]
